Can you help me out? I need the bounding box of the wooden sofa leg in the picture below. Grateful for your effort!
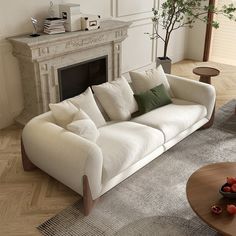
[83,175,99,216]
[21,138,37,171]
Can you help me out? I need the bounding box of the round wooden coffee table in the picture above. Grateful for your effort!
[186,162,236,236]
[193,66,220,84]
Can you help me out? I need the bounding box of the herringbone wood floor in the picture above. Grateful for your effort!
[0,124,78,236]
[0,60,235,235]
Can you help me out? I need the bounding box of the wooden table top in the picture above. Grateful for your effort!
[186,162,236,236]
[193,67,220,77]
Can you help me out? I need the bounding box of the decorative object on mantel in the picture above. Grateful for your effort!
[48,1,55,19]
[44,1,65,35]
[146,0,236,73]
[30,17,40,37]
[81,15,101,31]
[8,20,131,125]
[44,17,65,35]
[59,3,100,32]
[59,3,81,32]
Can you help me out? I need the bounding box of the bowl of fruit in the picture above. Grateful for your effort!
[219,177,236,199]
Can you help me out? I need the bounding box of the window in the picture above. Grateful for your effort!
[210,0,236,65]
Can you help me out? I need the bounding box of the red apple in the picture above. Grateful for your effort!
[231,184,236,192]
[227,204,236,215]
[223,186,231,192]
[227,177,236,185]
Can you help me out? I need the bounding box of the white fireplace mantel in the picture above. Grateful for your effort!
[9,20,131,125]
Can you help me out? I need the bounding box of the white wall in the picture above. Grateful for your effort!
[0,0,188,129]
[185,21,206,61]
[157,27,187,62]
[157,0,188,62]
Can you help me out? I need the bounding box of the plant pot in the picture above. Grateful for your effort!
[156,57,172,74]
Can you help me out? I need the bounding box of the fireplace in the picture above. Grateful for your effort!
[9,20,131,125]
[58,56,108,100]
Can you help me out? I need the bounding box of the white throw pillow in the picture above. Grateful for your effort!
[72,109,90,120]
[49,100,78,128]
[129,65,174,97]
[67,118,99,142]
[92,77,138,121]
[69,87,106,128]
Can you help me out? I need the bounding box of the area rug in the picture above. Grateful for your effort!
[38,99,236,236]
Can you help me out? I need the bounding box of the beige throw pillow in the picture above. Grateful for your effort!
[67,109,100,142]
[129,65,174,97]
[73,109,90,120]
[92,77,138,121]
[49,100,78,128]
[69,87,106,128]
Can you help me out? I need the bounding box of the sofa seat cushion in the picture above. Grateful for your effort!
[132,98,207,142]
[97,121,164,183]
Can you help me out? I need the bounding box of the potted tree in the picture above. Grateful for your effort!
[148,0,236,73]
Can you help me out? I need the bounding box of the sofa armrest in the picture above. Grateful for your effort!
[166,74,216,120]
[22,113,103,199]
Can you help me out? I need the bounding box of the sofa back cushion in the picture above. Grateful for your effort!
[69,87,106,128]
[129,65,174,97]
[134,84,172,115]
[92,77,138,121]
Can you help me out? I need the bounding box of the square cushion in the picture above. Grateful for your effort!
[129,65,174,97]
[49,100,78,128]
[134,84,172,115]
[132,98,207,142]
[67,119,99,142]
[69,87,106,128]
[67,109,100,142]
[92,77,138,121]
[97,121,164,182]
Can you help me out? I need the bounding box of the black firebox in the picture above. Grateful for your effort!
[58,56,108,101]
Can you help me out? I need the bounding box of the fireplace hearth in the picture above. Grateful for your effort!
[9,20,131,125]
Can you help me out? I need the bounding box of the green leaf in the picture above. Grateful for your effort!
[148,1,236,57]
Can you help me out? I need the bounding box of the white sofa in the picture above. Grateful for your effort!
[21,74,216,215]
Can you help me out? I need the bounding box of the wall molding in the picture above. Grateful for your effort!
[116,0,153,17]
[115,0,154,21]
[129,19,153,28]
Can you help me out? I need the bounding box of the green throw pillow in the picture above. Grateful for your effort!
[133,84,172,115]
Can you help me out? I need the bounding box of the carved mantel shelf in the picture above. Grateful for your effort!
[9,20,131,61]
[9,20,131,125]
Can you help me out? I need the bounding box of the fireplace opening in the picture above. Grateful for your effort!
[58,56,108,101]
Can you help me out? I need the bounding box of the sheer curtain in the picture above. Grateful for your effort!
[210,0,236,65]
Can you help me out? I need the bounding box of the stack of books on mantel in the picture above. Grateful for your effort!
[44,17,65,35]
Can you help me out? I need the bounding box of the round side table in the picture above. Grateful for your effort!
[193,67,220,84]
